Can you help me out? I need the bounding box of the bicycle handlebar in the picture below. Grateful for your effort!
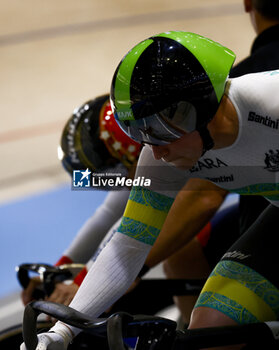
[23,301,177,350]
[16,263,84,298]
[23,301,108,350]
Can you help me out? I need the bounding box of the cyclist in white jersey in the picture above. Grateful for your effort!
[21,93,233,320]
[21,32,279,350]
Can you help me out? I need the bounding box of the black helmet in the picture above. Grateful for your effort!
[111,31,235,152]
[58,94,141,176]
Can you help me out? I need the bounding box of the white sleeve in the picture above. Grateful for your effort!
[63,190,130,263]
[84,218,121,272]
[68,232,151,334]
[90,217,122,263]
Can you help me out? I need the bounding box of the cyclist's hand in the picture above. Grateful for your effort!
[21,276,41,306]
[20,323,73,350]
[46,282,79,306]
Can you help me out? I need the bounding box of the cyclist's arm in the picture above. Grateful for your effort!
[76,180,228,282]
[56,190,130,265]
[73,218,122,286]
[144,178,228,269]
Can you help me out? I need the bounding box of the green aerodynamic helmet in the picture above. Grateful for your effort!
[111,31,235,153]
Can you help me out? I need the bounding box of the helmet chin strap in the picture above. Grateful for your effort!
[198,126,215,156]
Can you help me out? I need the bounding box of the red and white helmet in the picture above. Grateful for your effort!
[99,99,142,169]
[59,94,142,175]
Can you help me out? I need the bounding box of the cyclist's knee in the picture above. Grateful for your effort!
[189,306,238,329]
[189,307,245,350]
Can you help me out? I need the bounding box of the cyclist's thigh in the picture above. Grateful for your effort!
[195,204,279,324]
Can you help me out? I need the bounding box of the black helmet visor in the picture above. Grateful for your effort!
[116,100,197,146]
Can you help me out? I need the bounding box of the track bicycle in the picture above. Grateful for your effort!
[0,263,205,349]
